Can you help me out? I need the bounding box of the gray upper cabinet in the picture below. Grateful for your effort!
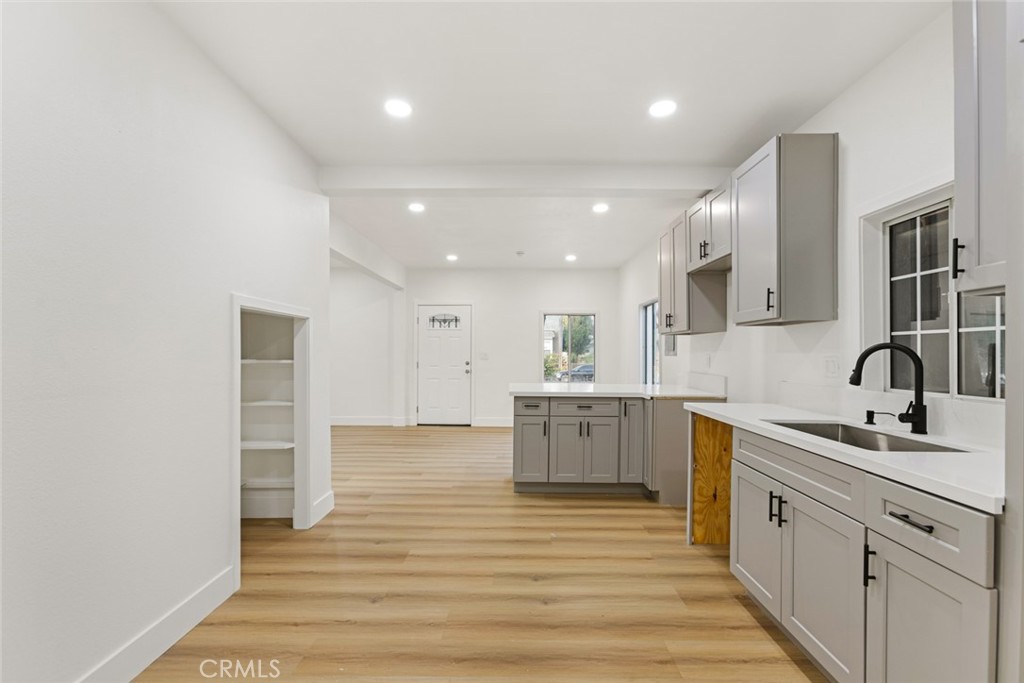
[687,181,732,274]
[866,530,997,683]
[953,0,1008,292]
[657,214,727,336]
[619,399,645,484]
[685,197,707,273]
[732,134,838,325]
[657,231,675,331]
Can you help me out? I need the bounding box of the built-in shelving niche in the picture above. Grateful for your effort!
[240,311,296,519]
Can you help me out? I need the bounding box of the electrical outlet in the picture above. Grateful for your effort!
[824,355,840,378]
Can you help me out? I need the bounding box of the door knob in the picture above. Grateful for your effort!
[465,369,471,374]
[465,361,470,365]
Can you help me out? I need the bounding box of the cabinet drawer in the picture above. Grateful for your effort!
[733,430,865,522]
[866,475,995,587]
[514,397,549,416]
[550,398,619,417]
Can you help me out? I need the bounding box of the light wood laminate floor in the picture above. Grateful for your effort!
[138,426,825,682]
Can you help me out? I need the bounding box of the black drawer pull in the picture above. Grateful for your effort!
[523,403,541,409]
[577,405,593,410]
[888,511,935,534]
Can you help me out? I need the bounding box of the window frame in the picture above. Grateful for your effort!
[864,186,1005,403]
[882,200,954,397]
[540,312,598,383]
[641,300,659,385]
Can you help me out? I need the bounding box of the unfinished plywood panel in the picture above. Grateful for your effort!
[692,414,733,544]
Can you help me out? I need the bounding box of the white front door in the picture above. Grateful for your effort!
[417,305,472,425]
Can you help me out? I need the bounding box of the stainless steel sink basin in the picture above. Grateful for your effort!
[768,421,966,453]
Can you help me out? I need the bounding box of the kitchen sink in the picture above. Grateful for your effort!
[767,421,966,453]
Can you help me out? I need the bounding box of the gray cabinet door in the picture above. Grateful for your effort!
[670,217,690,332]
[730,460,783,618]
[781,486,865,683]
[685,197,707,272]
[866,530,997,683]
[619,400,645,484]
[583,417,620,483]
[549,417,584,483]
[512,415,549,483]
[658,231,674,331]
[705,181,731,263]
[953,0,1007,292]
[732,136,780,324]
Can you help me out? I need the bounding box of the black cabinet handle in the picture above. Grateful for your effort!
[777,497,787,527]
[579,421,582,437]
[953,238,966,279]
[766,287,775,312]
[863,544,877,587]
[586,421,591,438]
[666,313,673,328]
[769,491,779,523]
[623,402,628,417]
[523,403,541,408]
[888,511,935,534]
[577,405,592,410]
[543,420,547,437]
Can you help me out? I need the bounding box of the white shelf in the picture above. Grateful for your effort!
[241,359,294,365]
[241,400,294,407]
[241,440,295,450]
[241,477,294,490]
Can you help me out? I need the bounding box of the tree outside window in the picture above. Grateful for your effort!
[543,314,596,382]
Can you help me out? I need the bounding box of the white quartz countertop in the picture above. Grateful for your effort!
[684,402,1005,514]
[509,383,726,399]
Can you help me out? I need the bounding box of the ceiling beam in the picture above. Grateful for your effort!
[318,165,731,198]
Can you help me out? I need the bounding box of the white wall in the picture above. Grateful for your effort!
[619,10,1002,445]
[405,268,622,426]
[617,242,660,384]
[330,268,403,424]
[2,4,332,681]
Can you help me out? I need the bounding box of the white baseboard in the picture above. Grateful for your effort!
[79,566,234,683]
[309,490,334,527]
[471,417,514,428]
[331,416,396,426]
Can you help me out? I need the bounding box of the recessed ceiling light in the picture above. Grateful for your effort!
[384,98,412,118]
[446,254,458,262]
[648,99,677,118]
[408,202,425,213]
[592,203,609,214]
[565,254,577,262]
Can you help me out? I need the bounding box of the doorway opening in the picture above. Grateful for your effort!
[233,295,311,588]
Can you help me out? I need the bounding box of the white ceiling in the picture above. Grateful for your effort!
[160,1,948,268]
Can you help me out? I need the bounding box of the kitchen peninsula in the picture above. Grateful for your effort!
[509,383,725,504]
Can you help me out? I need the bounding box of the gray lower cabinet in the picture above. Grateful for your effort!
[548,416,620,483]
[731,461,783,615]
[549,417,585,482]
[512,415,548,483]
[782,487,865,683]
[583,417,619,483]
[732,430,998,683]
[619,399,645,484]
[866,530,997,683]
[731,461,865,683]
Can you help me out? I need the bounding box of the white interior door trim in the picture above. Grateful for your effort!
[231,293,312,590]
